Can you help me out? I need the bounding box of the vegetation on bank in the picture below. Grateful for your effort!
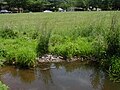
[0,11,120,82]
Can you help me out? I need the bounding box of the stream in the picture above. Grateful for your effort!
[0,61,120,90]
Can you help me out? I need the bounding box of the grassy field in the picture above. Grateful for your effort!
[0,11,120,81]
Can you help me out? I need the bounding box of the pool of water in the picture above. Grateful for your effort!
[0,61,120,90]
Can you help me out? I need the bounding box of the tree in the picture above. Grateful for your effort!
[112,0,120,10]
[3,0,120,11]
[5,0,29,9]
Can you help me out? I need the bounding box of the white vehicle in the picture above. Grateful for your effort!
[0,10,12,13]
[58,8,64,12]
[43,10,53,13]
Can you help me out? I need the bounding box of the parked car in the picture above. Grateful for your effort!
[0,10,12,14]
[43,10,53,13]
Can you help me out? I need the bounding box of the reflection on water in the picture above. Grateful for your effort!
[0,61,120,90]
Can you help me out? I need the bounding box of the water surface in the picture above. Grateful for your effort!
[0,61,120,90]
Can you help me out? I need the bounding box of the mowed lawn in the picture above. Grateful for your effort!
[0,11,119,33]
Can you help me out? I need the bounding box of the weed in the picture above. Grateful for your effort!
[36,24,52,57]
[106,14,120,56]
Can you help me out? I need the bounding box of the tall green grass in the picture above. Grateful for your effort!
[0,38,37,67]
[36,23,52,57]
[109,57,120,82]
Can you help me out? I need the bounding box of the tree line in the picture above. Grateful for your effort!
[0,0,120,12]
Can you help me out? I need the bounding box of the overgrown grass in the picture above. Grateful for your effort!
[0,38,37,67]
[36,24,52,57]
[49,36,93,59]
[0,12,120,81]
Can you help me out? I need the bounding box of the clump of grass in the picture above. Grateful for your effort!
[80,25,94,37]
[106,14,120,56]
[49,36,93,59]
[32,31,39,39]
[0,81,8,90]
[109,56,120,82]
[6,47,36,67]
[0,26,18,39]
[36,24,52,57]
[0,38,37,67]
[0,49,7,59]
[92,35,107,58]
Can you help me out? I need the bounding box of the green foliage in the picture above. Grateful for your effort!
[3,0,120,11]
[106,14,120,56]
[92,35,107,58]
[0,81,8,90]
[0,27,17,39]
[80,25,93,37]
[0,38,37,67]
[15,47,36,67]
[0,12,120,81]
[49,36,93,59]
[0,49,7,58]
[0,59,6,66]
[6,47,36,67]
[36,28,52,57]
[32,31,39,39]
[49,34,64,47]
[74,37,93,56]
[109,57,120,82]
